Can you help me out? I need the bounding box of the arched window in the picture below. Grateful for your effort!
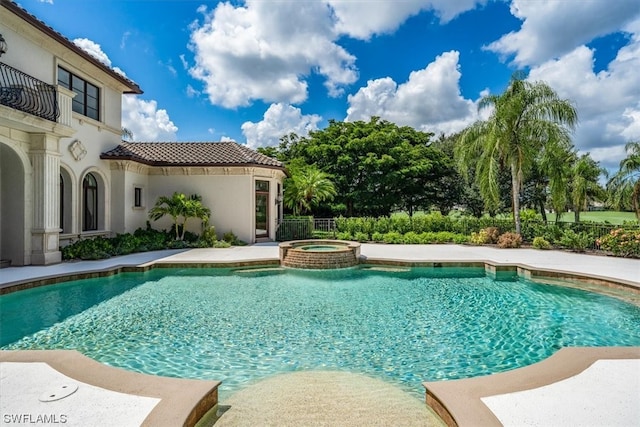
[83,173,98,231]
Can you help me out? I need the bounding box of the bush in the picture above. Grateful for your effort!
[382,231,404,244]
[199,226,218,247]
[353,231,369,242]
[403,231,422,244]
[483,227,500,243]
[371,232,385,242]
[558,229,592,252]
[222,231,247,246]
[497,232,522,248]
[452,234,469,244]
[470,230,490,245]
[532,237,551,250]
[336,231,353,241]
[597,228,640,258]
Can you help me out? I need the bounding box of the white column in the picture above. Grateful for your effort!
[29,133,62,265]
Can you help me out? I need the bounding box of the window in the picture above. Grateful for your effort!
[83,173,98,231]
[58,67,100,120]
[134,187,142,207]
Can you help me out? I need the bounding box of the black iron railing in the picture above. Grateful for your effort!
[0,62,59,122]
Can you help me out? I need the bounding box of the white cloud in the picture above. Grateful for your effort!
[187,1,489,109]
[241,103,322,149]
[189,1,357,108]
[73,38,112,66]
[328,0,485,39]
[72,38,178,142]
[122,96,178,141]
[486,0,640,66]
[346,51,479,135]
[527,26,640,170]
[220,136,236,142]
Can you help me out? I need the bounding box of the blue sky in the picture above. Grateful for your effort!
[18,0,640,170]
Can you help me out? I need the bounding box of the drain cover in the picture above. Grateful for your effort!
[39,384,78,402]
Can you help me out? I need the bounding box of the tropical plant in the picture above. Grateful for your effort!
[455,73,578,235]
[597,228,640,258]
[284,166,337,215]
[121,127,134,141]
[607,142,640,219]
[148,192,210,240]
[570,153,605,222]
[497,232,522,248]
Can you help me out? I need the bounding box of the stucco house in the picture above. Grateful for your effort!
[0,1,285,266]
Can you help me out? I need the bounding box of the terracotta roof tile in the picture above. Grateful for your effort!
[100,142,284,169]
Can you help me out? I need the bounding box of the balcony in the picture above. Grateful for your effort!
[0,61,59,123]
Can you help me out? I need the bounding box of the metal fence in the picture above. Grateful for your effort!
[0,62,59,122]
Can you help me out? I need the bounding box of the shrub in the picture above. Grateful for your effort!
[497,232,522,248]
[222,231,246,246]
[558,230,592,252]
[382,231,404,244]
[371,232,385,242]
[483,227,500,243]
[470,230,490,245]
[199,226,218,247]
[452,234,469,244]
[597,228,640,258]
[403,231,422,244]
[212,240,231,248]
[336,231,353,241]
[532,237,551,250]
[353,231,369,242]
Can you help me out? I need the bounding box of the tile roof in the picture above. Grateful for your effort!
[2,1,142,94]
[100,142,285,169]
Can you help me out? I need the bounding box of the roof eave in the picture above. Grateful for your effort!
[3,1,143,95]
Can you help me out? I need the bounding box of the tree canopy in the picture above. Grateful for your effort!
[455,74,578,233]
[274,117,458,217]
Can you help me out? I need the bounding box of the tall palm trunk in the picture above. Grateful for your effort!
[511,162,521,235]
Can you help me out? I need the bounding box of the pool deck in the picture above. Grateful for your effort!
[1,243,639,426]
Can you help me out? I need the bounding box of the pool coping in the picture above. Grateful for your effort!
[422,346,640,427]
[1,257,637,302]
[0,350,220,427]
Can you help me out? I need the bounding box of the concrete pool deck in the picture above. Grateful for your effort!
[1,243,639,426]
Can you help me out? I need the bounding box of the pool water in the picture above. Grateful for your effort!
[299,245,343,251]
[2,267,639,399]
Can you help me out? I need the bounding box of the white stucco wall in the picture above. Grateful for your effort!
[109,164,284,244]
[1,5,140,263]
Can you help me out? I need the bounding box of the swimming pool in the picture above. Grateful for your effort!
[2,267,639,399]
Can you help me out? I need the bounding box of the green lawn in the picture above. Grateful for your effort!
[393,210,638,225]
[546,211,637,225]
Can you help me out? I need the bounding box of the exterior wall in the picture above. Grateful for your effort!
[109,162,285,244]
[0,5,134,263]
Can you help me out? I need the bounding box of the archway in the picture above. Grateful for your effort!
[0,143,26,266]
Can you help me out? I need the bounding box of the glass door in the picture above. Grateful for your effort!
[255,180,269,238]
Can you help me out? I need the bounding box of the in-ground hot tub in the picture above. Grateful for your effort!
[279,240,361,269]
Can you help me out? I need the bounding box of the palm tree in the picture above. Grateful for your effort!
[455,74,578,234]
[181,194,211,240]
[607,141,640,219]
[284,167,337,215]
[122,127,134,141]
[570,154,605,222]
[148,192,211,240]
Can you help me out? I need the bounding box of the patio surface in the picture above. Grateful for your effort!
[0,243,639,426]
